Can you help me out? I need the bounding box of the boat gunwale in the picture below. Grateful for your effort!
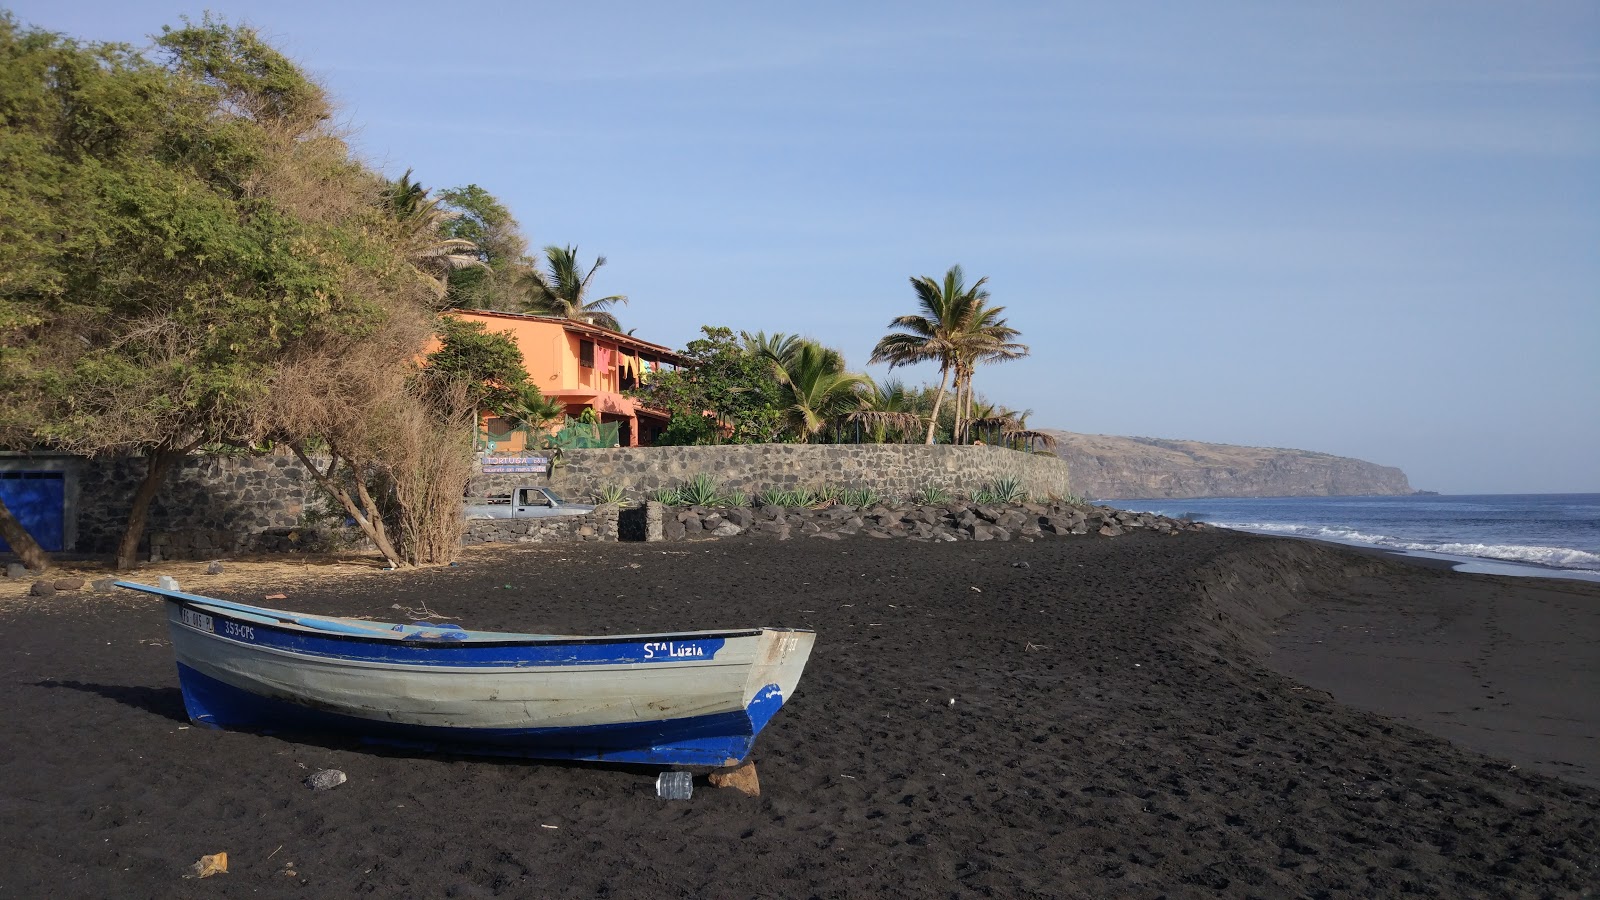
[122,581,812,649]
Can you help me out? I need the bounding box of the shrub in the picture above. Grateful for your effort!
[679,473,725,507]
[840,487,882,508]
[972,476,1027,505]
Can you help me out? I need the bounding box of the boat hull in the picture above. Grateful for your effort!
[143,588,812,766]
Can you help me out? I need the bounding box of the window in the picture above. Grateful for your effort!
[579,339,594,369]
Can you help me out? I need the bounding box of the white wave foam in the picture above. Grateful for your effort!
[1214,521,1600,572]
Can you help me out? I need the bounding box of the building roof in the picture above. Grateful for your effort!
[450,309,693,367]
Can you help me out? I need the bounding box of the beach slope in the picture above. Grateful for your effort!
[0,531,1594,898]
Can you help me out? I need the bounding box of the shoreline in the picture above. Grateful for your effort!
[2,530,1595,897]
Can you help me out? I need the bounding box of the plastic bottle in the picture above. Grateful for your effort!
[655,771,693,800]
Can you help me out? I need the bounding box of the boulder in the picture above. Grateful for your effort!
[52,577,85,592]
[29,580,55,597]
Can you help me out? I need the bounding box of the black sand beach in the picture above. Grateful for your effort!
[1,530,1596,898]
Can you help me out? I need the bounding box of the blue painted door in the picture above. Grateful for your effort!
[0,472,65,553]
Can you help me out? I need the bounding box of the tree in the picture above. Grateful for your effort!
[632,327,783,444]
[521,245,628,331]
[426,317,563,432]
[769,342,871,441]
[848,378,924,444]
[0,14,447,569]
[949,297,1028,444]
[869,266,990,444]
[0,498,49,572]
[383,169,484,299]
[740,332,868,441]
[437,184,530,311]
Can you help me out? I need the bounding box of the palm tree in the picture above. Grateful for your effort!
[765,340,871,441]
[383,169,483,299]
[869,265,989,444]
[521,245,628,331]
[950,298,1027,444]
[848,377,924,443]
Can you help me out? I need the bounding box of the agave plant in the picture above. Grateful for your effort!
[647,486,682,506]
[840,488,882,509]
[810,485,842,505]
[914,484,952,505]
[678,473,725,507]
[976,476,1027,504]
[595,485,627,505]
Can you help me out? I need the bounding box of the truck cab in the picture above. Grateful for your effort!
[465,487,596,520]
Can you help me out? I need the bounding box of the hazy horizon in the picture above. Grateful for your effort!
[9,1,1596,494]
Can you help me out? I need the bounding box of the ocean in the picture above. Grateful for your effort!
[1111,493,1600,583]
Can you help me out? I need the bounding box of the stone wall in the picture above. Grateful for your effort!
[474,444,1072,504]
[76,454,316,558]
[10,444,1069,560]
[464,505,619,546]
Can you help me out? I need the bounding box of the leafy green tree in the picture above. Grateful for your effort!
[869,265,990,444]
[522,244,628,331]
[769,342,871,441]
[740,331,868,441]
[632,326,783,444]
[383,169,484,299]
[425,318,562,431]
[437,184,530,310]
[0,14,443,569]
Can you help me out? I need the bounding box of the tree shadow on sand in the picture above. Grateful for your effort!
[34,680,188,724]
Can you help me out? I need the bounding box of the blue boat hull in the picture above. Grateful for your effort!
[175,662,789,765]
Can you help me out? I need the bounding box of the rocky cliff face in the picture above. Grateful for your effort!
[1040,431,1413,500]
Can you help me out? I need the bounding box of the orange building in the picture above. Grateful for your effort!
[444,310,689,449]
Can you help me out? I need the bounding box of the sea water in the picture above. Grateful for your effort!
[1112,494,1600,583]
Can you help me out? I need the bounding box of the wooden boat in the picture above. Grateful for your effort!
[117,581,815,766]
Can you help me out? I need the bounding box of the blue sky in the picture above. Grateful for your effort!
[13,1,1598,493]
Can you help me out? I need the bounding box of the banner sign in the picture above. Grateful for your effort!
[483,456,549,474]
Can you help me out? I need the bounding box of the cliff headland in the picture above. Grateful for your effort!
[1042,430,1414,499]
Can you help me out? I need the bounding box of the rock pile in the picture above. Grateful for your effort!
[659,501,1204,543]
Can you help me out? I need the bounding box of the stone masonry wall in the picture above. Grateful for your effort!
[74,454,315,558]
[32,444,1068,559]
[496,444,1071,504]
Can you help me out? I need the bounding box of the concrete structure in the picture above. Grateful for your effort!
[446,310,691,449]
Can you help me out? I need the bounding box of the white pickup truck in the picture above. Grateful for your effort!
[465,486,596,520]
